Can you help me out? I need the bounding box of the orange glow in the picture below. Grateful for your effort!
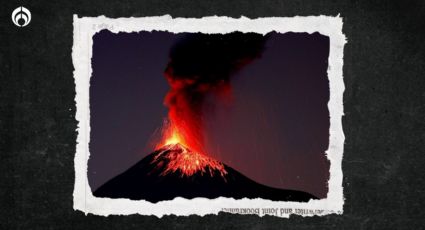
[153,123,227,178]
[153,143,227,178]
[163,128,184,146]
[155,123,190,151]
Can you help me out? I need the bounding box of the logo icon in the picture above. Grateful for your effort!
[12,6,31,27]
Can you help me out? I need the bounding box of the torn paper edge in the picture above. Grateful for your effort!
[72,15,346,217]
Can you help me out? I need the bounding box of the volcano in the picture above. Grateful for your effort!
[93,143,317,202]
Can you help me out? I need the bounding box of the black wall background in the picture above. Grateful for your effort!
[1,0,424,229]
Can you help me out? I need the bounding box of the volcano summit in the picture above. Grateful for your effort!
[93,143,317,203]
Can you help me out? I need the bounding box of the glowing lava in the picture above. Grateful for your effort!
[152,111,227,177]
[152,143,227,178]
[153,117,227,177]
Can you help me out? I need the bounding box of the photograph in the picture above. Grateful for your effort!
[89,30,330,203]
[72,16,345,217]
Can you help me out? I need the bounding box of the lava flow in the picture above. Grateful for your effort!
[153,121,227,177]
[152,143,227,177]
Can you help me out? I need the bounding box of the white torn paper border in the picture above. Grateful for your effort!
[72,15,346,217]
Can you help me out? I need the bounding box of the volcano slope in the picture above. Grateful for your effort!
[93,144,317,203]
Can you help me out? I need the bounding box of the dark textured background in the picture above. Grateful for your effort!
[1,0,424,229]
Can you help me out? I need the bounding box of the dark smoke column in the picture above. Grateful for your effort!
[159,32,268,154]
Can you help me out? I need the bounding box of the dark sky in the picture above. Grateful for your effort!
[89,30,330,198]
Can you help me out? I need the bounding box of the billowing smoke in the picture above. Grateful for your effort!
[160,32,268,154]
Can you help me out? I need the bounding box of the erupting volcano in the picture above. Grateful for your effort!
[151,32,270,180]
[93,32,317,202]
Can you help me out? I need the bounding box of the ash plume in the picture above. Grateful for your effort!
[162,32,268,154]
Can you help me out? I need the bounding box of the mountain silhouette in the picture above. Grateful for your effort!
[93,143,317,203]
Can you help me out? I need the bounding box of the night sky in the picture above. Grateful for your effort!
[89,30,330,198]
